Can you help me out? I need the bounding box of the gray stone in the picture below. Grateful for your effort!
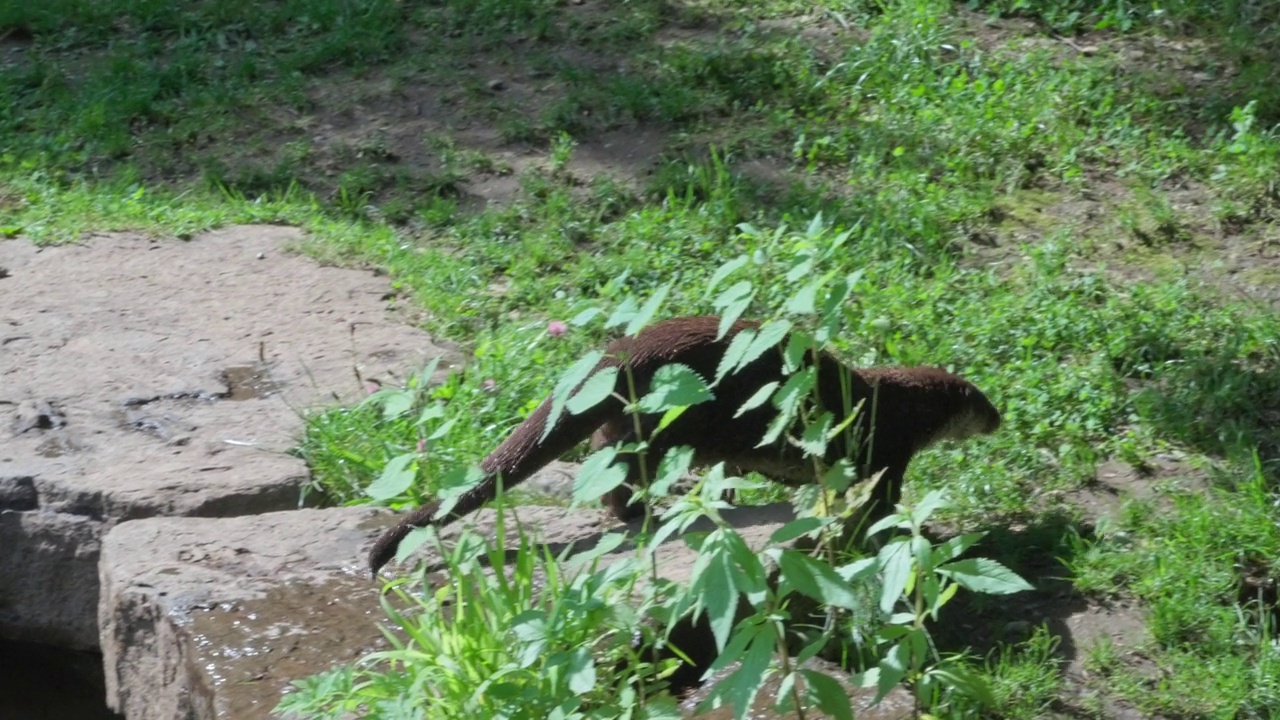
[0,508,103,648]
[0,226,451,649]
[99,496,802,720]
[99,507,391,720]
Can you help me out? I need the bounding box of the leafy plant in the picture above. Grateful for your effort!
[853,491,1032,712]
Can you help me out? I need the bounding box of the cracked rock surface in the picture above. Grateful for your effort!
[99,499,803,720]
[0,226,452,649]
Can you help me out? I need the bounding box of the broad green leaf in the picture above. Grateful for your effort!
[768,516,829,545]
[638,696,682,720]
[651,445,695,496]
[425,416,458,441]
[794,635,828,666]
[566,646,596,694]
[433,466,485,518]
[785,257,815,283]
[822,459,854,493]
[798,411,834,457]
[864,503,909,537]
[714,328,756,384]
[378,389,414,420]
[704,255,749,300]
[697,623,774,720]
[776,672,799,714]
[912,534,933,573]
[931,581,960,616]
[415,402,445,426]
[758,409,792,449]
[510,610,548,668]
[654,404,688,434]
[692,535,740,652]
[837,557,878,583]
[393,526,435,563]
[414,355,443,389]
[875,640,910,704]
[605,296,639,329]
[930,532,985,567]
[782,330,810,373]
[437,464,485,493]
[565,531,628,565]
[818,274,852,321]
[713,280,755,336]
[910,489,950,527]
[638,363,713,412]
[784,277,821,315]
[625,283,672,336]
[757,367,814,448]
[544,350,604,442]
[805,212,825,239]
[938,558,1034,595]
[772,366,815,417]
[800,668,854,720]
[738,319,792,373]
[777,549,861,609]
[569,307,602,326]
[877,539,914,614]
[572,447,628,504]
[921,573,942,617]
[734,380,779,418]
[566,366,618,415]
[365,453,416,500]
[722,530,768,602]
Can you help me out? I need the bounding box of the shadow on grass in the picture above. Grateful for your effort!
[929,511,1097,670]
[1133,357,1280,479]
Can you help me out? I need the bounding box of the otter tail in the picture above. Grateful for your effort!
[367,373,624,577]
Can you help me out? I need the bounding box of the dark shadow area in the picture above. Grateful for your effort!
[930,511,1095,662]
[0,638,122,720]
[1131,357,1280,479]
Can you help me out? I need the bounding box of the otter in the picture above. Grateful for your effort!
[369,316,1000,576]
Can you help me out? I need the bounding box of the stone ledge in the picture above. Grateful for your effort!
[99,506,391,720]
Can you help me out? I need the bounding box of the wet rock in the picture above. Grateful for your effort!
[0,226,450,650]
[99,507,390,720]
[99,498,801,720]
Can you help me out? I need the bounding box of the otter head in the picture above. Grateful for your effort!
[936,378,1001,442]
[877,367,1000,451]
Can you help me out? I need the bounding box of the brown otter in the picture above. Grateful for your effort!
[369,316,1000,576]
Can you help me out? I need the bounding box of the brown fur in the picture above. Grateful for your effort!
[368,316,1000,576]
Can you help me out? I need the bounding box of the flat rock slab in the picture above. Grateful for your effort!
[99,506,390,720]
[0,226,450,649]
[100,494,803,720]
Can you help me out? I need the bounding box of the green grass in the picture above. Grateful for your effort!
[5,0,1280,716]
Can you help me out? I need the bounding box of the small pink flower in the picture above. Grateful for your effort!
[547,320,568,337]
[365,382,379,395]
[482,378,498,392]
[416,438,427,454]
